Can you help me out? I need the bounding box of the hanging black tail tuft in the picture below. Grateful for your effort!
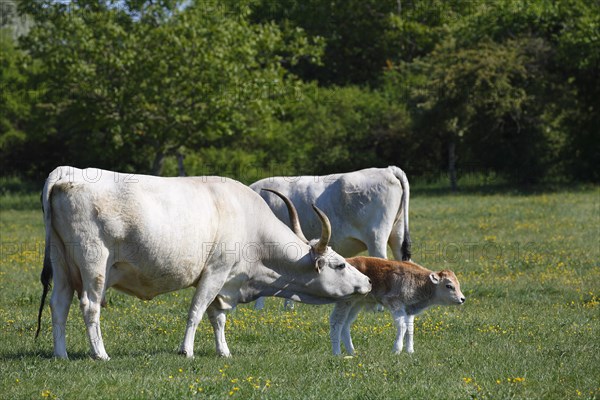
[35,250,53,339]
[401,231,412,261]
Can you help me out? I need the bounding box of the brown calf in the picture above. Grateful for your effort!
[330,256,465,355]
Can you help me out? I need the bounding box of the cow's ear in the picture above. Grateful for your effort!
[429,272,440,284]
[315,257,326,273]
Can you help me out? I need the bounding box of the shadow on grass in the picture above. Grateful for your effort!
[411,181,597,197]
[0,349,90,360]
[0,347,213,360]
[1,175,597,212]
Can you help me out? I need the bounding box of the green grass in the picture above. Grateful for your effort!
[1,187,598,399]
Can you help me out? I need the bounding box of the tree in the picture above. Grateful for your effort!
[250,0,484,87]
[18,0,320,175]
[554,3,600,181]
[451,0,600,182]
[267,85,411,175]
[0,30,32,174]
[392,36,553,186]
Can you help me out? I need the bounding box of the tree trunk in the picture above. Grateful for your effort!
[448,140,457,192]
[151,150,165,176]
[177,152,186,177]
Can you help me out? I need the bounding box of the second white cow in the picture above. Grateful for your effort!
[252,166,411,310]
[251,166,411,260]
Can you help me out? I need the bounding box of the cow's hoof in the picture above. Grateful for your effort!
[92,353,110,361]
[178,348,194,358]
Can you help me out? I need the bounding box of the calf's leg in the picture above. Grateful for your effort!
[405,314,415,353]
[391,307,408,354]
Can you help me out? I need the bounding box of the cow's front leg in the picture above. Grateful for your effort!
[340,302,362,355]
[179,269,229,358]
[207,303,230,357]
[330,301,354,355]
[254,297,266,310]
[391,307,407,354]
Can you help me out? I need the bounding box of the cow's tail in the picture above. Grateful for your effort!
[389,166,411,261]
[36,167,64,339]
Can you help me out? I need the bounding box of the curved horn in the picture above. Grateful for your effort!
[261,188,309,243]
[311,204,331,254]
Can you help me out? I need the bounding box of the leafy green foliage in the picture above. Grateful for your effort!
[275,85,412,175]
[382,0,599,184]
[401,37,553,183]
[0,30,31,171]
[0,0,597,184]
[15,0,320,176]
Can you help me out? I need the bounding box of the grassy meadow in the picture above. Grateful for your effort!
[0,185,598,399]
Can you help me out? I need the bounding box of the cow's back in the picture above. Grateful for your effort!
[251,174,335,241]
[251,167,403,256]
[48,167,282,297]
[50,169,227,247]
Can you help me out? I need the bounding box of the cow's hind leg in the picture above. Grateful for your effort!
[389,229,409,261]
[365,237,389,311]
[45,235,75,358]
[179,268,230,358]
[364,236,388,259]
[49,275,74,359]
[207,303,230,357]
[389,212,410,261]
[78,246,111,360]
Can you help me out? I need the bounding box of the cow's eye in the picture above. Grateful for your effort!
[336,263,346,270]
[446,284,454,290]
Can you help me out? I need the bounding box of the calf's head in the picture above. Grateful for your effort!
[430,270,466,305]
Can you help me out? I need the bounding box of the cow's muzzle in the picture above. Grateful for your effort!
[356,279,372,295]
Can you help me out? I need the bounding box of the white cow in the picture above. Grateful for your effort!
[36,166,371,360]
[252,166,411,310]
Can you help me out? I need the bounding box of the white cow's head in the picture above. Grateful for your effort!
[262,189,371,300]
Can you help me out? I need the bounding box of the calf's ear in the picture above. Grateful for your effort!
[429,272,440,284]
